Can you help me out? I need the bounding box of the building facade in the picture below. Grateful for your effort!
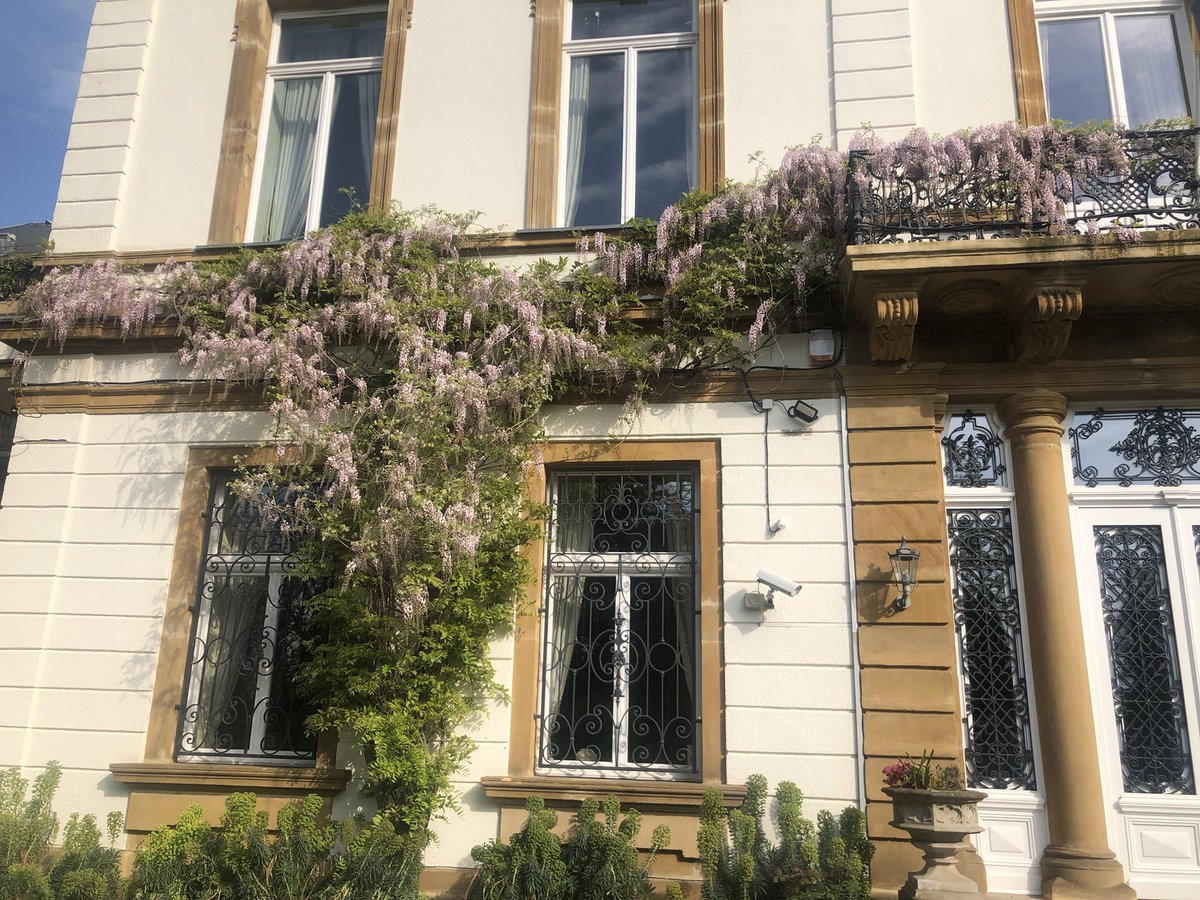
[2,1,1200,897]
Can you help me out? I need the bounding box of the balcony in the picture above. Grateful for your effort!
[842,128,1200,366]
[847,127,1200,245]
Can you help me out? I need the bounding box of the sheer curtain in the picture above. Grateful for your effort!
[255,77,322,242]
[195,574,269,751]
[563,58,591,227]
[1116,15,1189,126]
[356,72,381,194]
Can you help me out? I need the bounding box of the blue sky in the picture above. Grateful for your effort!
[0,1,94,226]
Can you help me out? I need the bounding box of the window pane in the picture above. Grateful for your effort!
[627,576,696,768]
[552,471,694,554]
[1041,18,1113,124]
[1116,14,1189,126]
[262,577,320,756]
[564,53,625,228]
[278,13,386,63]
[318,72,380,228]
[254,77,322,242]
[189,574,270,754]
[635,48,695,221]
[571,0,694,39]
[1095,525,1194,794]
[544,576,617,766]
[0,411,14,506]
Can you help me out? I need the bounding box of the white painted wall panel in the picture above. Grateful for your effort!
[909,0,1018,134]
[391,0,532,229]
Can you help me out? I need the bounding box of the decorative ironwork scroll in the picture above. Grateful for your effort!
[947,509,1037,791]
[539,469,699,774]
[943,411,1006,488]
[177,472,317,762]
[848,128,1200,244]
[1094,525,1194,794]
[1070,407,1200,487]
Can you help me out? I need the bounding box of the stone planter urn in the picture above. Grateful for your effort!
[884,786,988,900]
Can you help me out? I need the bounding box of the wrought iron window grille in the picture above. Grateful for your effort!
[537,467,700,777]
[847,128,1200,245]
[176,471,318,764]
[0,411,15,506]
[1094,524,1195,794]
[947,508,1038,791]
[942,410,1007,489]
[1070,407,1200,487]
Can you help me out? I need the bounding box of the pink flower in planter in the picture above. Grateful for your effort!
[883,762,913,787]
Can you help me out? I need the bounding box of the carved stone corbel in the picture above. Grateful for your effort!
[1013,283,1083,362]
[869,291,919,363]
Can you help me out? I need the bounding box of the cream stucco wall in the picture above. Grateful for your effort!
[1,351,859,870]
[47,1,1026,255]
[390,0,533,231]
[909,0,1019,134]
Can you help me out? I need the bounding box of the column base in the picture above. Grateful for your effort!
[1041,845,1135,899]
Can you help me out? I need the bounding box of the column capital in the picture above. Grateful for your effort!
[997,389,1069,440]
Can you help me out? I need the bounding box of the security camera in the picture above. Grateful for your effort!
[787,400,819,424]
[757,568,801,597]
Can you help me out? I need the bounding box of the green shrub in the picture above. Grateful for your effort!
[697,775,872,900]
[0,761,125,900]
[129,792,425,900]
[469,795,668,900]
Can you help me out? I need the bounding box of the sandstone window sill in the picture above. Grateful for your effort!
[110,761,350,796]
[479,775,746,811]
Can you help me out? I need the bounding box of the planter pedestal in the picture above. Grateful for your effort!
[884,787,988,900]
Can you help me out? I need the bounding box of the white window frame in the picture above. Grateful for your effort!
[557,1,699,227]
[177,472,314,766]
[1035,0,1194,127]
[940,409,1049,895]
[537,466,700,780]
[245,5,386,243]
[1065,404,1200,898]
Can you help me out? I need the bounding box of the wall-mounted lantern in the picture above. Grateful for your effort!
[889,537,920,611]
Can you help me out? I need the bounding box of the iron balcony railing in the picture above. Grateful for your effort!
[847,128,1200,245]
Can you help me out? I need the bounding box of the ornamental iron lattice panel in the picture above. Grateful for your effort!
[943,411,1006,489]
[539,469,699,774]
[1070,407,1200,487]
[1094,525,1195,794]
[176,472,318,762]
[0,411,15,505]
[947,509,1037,791]
[848,128,1200,244]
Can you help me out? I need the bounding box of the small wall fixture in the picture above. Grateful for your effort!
[889,537,920,611]
[744,568,802,611]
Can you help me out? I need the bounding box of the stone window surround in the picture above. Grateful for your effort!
[111,446,346,842]
[1008,0,1200,125]
[207,0,412,246]
[484,440,728,803]
[524,0,725,229]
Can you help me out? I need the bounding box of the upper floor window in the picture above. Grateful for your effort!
[249,11,386,243]
[538,467,699,776]
[560,0,698,227]
[177,471,317,763]
[1037,2,1191,126]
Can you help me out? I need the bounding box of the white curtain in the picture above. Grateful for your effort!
[1116,14,1190,126]
[356,72,381,196]
[256,77,322,242]
[545,577,586,739]
[563,57,591,227]
[195,574,269,750]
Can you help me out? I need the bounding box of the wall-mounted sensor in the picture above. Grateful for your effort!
[757,569,801,596]
[787,400,819,423]
[808,329,836,364]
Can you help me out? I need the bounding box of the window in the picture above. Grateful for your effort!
[248,10,387,243]
[559,0,698,227]
[941,411,1039,791]
[0,409,14,506]
[1037,2,1191,126]
[538,467,699,775]
[526,0,722,230]
[176,471,317,763]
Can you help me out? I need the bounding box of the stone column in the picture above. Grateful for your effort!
[997,390,1134,900]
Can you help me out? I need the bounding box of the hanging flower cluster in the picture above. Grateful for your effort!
[13,121,1168,833]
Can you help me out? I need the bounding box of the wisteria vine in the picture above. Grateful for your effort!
[13,122,1154,835]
